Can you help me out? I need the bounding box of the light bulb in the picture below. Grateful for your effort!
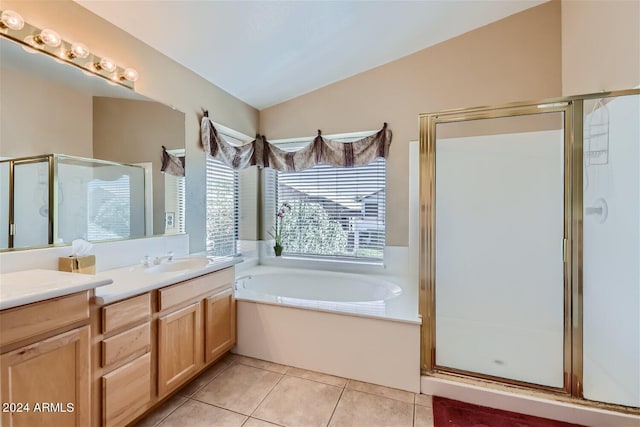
[34,28,61,47]
[68,42,90,59]
[120,67,139,82]
[0,10,24,30]
[20,41,38,54]
[96,57,116,73]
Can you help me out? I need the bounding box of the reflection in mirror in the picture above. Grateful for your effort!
[163,149,186,235]
[0,155,146,250]
[0,36,186,251]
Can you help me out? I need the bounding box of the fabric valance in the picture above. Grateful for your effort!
[201,116,391,172]
[160,146,185,177]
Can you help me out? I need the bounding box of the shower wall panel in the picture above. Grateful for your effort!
[582,94,640,407]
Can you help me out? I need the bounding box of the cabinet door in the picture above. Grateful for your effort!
[157,302,202,397]
[0,326,90,427]
[205,287,236,364]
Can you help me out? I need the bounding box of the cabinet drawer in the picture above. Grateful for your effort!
[158,267,234,312]
[0,291,89,348]
[102,293,151,334]
[102,352,151,427]
[102,322,151,368]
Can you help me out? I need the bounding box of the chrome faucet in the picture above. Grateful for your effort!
[153,251,174,265]
[234,275,252,290]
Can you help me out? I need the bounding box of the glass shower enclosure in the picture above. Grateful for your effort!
[419,89,639,412]
[0,154,146,250]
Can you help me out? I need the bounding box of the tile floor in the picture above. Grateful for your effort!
[134,353,434,427]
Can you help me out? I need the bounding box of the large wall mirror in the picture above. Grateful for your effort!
[0,36,186,251]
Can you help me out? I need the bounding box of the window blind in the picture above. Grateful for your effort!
[271,134,386,262]
[164,149,186,235]
[206,132,243,256]
[164,174,186,234]
[87,175,132,240]
[175,176,186,234]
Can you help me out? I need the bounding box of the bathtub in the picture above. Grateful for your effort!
[233,266,421,392]
[235,269,405,318]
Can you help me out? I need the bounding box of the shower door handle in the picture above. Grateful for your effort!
[9,223,15,236]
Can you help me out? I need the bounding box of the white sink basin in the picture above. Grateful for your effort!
[144,257,210,274]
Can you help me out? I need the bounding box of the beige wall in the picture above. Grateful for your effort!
[93,97,185,236]
[0,66,93,158]
[12,0,632,251]
[260,1,563,246]
[561,0,640,96]
[1,0,259,252]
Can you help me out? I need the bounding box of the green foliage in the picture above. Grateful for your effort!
[280,200,347,255]
[94,197,130,237]
[206,182,236,256]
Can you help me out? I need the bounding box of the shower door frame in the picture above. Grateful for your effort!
[418,88,640,412]
[3,154,55,249]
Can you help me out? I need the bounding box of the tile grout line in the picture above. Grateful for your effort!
[143,355,279,426]
[233,356,290,375]
[188,361,285,420]
[283,371,348,389]
[247,371,287,419]
[238,356,346,382]
[325,383,348,427]
[344,386,416,405]
[149,395,189,427]
[412,401,416,427]
[187,397,265,424]
[246,415,287,427]
[180,360,234,398]
[147,357,234,426]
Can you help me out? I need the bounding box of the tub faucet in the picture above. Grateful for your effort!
[235,275,252,290]
[153,251,174,265]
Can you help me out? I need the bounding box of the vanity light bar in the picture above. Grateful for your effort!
[0,9,139,90]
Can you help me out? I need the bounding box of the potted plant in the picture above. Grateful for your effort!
[268,202,291,256]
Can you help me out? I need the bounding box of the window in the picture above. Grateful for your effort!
[164,148,186,234]
[269,133,386,262]
[164,173,185,234]
[206,129,250,256]
[87,175,132,240]
[206,157,238,256]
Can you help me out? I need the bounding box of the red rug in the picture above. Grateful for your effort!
[432,396,585,427]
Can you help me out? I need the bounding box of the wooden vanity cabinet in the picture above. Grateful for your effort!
[93,266,236,425]
[156,267,236,398]
[0,291,91,427]
[0,266,236,426]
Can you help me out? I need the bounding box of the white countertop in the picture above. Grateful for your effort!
[93,256,242,305]
[0,269,113,310]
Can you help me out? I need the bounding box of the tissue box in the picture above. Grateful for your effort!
[58,255,96,274]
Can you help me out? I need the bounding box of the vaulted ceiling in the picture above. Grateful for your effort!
[76,1,546,110]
